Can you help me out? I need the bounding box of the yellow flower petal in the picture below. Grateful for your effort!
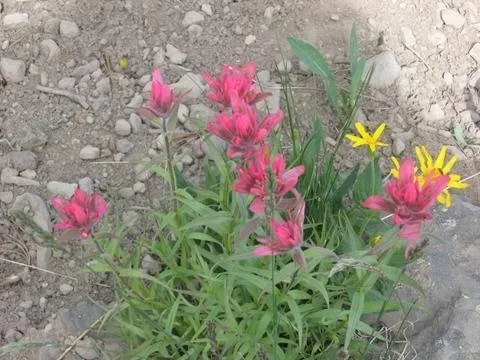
[415,146,428,175]
[372,123,386,141]
[443,156,457,174]
[345,134,367,146]
[421,146,433,168]
[434,146,447,169]
[354,122,370,140]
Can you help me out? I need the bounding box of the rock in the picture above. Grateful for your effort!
[276,59,292,73]
[75,337,99,360]
[79,145,100,160]
[59,20,80,38]
[443,72,454,86]
[392,139,406,156]
[40,39,61,61]
[122,210,139,228]
[469,43,480,64]
[1,168,40,186]
[47,181,78,198]
[153,48,165,67]
[134,159,153,181]
[72,59,100,78]
[188,24,203,37]
[355,108,367,124]
[177,103,189,124]
[0,57,26,83]
[391,130,415,142]
[3,13,29,28]
[39,297,47,310]
[133,182,146,194]
[38,345,62,360]
[119,187,134,199]
[141,254,160,275]
[185,104,216,131]
[116,139,134,154]
[5,329,23,343]
[55,301,104,336]
[440,8,466,29]
[8,151,37,171]
[182,11,205,27]
[424,103,445,124]
[364,51,401,88]
[36,246,52,269]
[115,119,132,136]
[0,191,14,204]
[170,73,204,104]
[256,70,270,84]
[60,283,74,295]
[264,6,275,19]
[129,113,142,133]
[245,34,256,45]
[201,3,213,16]
[165,44,187,65]
[58,77,76,89]
[126,93,143,108]
[20,169,36,179]
[20,300,33,309]
[401,26,416,46]
[43,18,60,34]
[78,177,94,193]
[256,83,280,113]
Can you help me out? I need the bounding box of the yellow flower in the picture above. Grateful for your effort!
[415,146,468,207]
[345,122,388,153]
[370,234,382,247]
[390,156,400,178]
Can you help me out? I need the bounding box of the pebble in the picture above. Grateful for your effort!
[182,10,205,27]
[8,151,37,171]
[20,169,37,179]
[55,301,103,336]
[129,113,143,133]
[256,70,270,84]
[116,139,134,154]
[119,187,135,199]
[115,119,132,136]
[134,159,153,181]
[20,300,33,309]
[40,39,61,61]
[0,57,26,83]
[177,103,189,124]
[78,177,94,193]
[188,24,203,37]
[245,34,256,45]
[165,44,187,65]
[264,6,275,19]
[43,18,60,34]
[75,337,99,360]
[440,8,466,29]
[133,182,146,194]
[126,93,143,109]
[443,72,454,86]
[201,3,213,16]
[181,154,194,166]
[424,103,445,124]
[141,254,160,275]
[391,130,415,142]
[469,43,480,64]
[39,345,62,360]
[5,329,23,343]
[39,297,47,310]
[79,145,100,160]
[1,168,40,186]
[153,48,165,67]
[59,20,80,38]
[170,73,204,104]
[186,104,216,131]
[0,191,14,204]
[47,181,78,198]
[401,26,416,46]
[72,59,100,78]
[96,77,111,94]
[392,139,406,156]
[364,51,401,88]
[58,77,76,90]
[3,13,29,28]
[60,283,74,295]
[276,59,292,73]
[122,210,139,228]
[430,30,447,46]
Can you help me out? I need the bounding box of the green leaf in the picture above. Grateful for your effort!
[300,116,324,188]
[299,276,329,306]
[288,36,342,117]
[285,295,304,348]
[454,125,467,148]
[353,156,382,204]
[345,291,364,349]
[349,24,359,75]
[331,164,360,211]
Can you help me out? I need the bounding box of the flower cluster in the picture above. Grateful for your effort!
[204,62,306,269]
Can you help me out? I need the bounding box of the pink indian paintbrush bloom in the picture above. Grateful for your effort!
[253,199,307,271]
[51,189,108,239]
[140,69,176,117]
[207,94,283,159]
[233,148,305,213]
[202,62,270,109]
[362,157,449,256]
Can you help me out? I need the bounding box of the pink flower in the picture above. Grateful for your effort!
[141,69,175,117]
[233,148,305,213]
[253,200,307,271]
[207,94,283,159]
[362,158,449,256]
[51,189,108,239]
[202,62,270,109]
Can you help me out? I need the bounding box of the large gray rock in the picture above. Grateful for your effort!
[3,13,29,28]
[363,51,401,89]
[54,301,104,336]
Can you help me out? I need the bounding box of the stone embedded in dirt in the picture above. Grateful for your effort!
[20,300,33,309]
[182,10,205,27]
[55,301,104,336]
[116,138,135,154]
[401,26,416,46]
[78,177,94,193]
[443,72,454,86]
[141,254,160,275]
[7,151,38,171]
[1,167,40,186]
[58,76,76,90]
[59,283,74,295]
[134,159,153,181]
[181,154,194,166]
[36,246,52,269]
[256,69,270,84]
[119,187,135,199]
[133,182,146,194]
[185,103,216,131]
[3,13,29,28]
[115,119,132,136]
[469,43,480,63]
[96,77,111,94]
[245,34,256,45]
[364,51,401,88]
[72,59,100,78]
[21,169,37,179]
[75,336,99,360]
[0,57,26,83]
[165,44,187,65]
[441,8,466,29]
[40,39,61,61]
[424,103,446,124]
[47,181,78,198]
[59,20,80,38]
[392,138,406,156]
[177,103,189,124]
[256,83,281,113]
[126,93,143,108]
[43,18,60,34]
[129,113,143,133]
[170,73,204,104]
[201,3,213,16]
[0,191,14,204]
[79,145,100,160]
[38,345,62,360]
[188,24,204,37]
[4,328,23,343]
[391,130,415,142]
[153,48,165,67]
[276,59,292,73]
[264,6,275,19]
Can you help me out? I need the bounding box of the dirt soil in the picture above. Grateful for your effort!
[1,0,480,359]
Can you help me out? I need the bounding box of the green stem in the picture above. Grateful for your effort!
[271,254,278,359]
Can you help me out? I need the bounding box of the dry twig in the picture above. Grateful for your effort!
[36,85,90,109]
